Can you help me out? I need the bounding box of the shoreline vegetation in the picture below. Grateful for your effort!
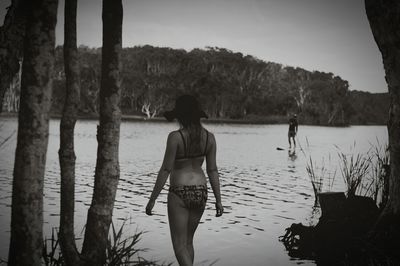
[281,143,399,265]
[41,222,172,266]
[2,45,390,127]
[0,112,387,126]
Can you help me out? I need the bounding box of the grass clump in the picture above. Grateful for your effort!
[106,221,171,266]
[336,141,390,207]
[338,151,371,197]
[306,155,337,204]
[43,228,63,265]
[42,221,171,266]
[305,141,389,208]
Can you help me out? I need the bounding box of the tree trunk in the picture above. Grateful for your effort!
[8,0,58,265]
[58,0,81,265]
[81,0,123,264]
[365,0,400,227]
[0,0,27,113]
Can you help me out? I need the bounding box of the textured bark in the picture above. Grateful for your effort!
[0,0,27,113]
[8,0,58,265]
[81,0,123,264]
[365,0,400,225]
[58,0,81,265]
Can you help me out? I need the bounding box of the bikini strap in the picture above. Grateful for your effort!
[203,129,209,155]
[178,130,187,157]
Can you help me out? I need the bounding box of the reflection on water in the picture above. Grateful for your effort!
[0,118,387,266]
[288,149,298,162]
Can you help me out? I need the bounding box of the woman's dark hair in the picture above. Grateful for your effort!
[164,95,208,155]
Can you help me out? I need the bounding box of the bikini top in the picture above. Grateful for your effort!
[176,129,209,160]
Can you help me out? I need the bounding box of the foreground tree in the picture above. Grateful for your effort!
[80,0,123,264]
[0,0,27,112]
[8,0,58,264]
[58,0,81,265]
[365,0,400,229]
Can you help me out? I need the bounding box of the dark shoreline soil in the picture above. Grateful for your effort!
[281,194,400,266]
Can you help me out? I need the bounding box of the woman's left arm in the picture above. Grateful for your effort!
[146,132,178,215]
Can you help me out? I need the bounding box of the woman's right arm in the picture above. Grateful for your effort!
[206,133,223,217]
[146,132,178,215]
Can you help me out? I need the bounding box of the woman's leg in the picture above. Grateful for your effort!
[168,192,192,266]
[187,206,205,263]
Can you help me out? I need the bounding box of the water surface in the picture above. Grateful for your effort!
[0,118,387,265]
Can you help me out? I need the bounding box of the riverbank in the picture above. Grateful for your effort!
[0,112,386,126]
[0,112,289,124]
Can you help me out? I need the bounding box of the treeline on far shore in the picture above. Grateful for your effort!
[2,45,389,126]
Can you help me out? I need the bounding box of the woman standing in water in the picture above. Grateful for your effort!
[146,95,223,266]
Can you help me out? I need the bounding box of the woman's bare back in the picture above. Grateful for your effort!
[170,128,211,187]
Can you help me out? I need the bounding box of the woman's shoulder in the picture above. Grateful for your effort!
[168,129,187,142]
[168,130,182,138]
[165,130,185,148]
[203,128,216,143]
[203,126,213,134]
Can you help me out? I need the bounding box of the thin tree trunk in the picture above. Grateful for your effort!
[81,0,123,264]
[8,0,58,265]
[0,0,27,112]
[365,0,400,227]
[58,0,81,264]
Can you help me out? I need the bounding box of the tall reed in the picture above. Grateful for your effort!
[367,141,390,208]
[306,156,337,204]
[0,124,15,149]
[42,228,63,266]
[338,151,371,197]
[306,158,323,199]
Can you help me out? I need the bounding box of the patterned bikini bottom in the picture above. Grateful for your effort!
[169,184,208,209]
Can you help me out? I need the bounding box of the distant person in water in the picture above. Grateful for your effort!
[288,114,298,148]
[145,95,223,266]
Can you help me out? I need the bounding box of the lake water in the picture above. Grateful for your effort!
[0,118,387,266]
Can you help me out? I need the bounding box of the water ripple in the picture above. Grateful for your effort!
[0,119,388,266]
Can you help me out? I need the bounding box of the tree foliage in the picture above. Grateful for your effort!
[45,45,388,125]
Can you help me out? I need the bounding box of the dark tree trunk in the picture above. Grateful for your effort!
[58,0,81,265]
[0,0,27,112]
[81,0,123,264]
[8,0,58,265]
[365,0,400,227]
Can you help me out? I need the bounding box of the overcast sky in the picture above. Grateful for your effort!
[1,0,387,93]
